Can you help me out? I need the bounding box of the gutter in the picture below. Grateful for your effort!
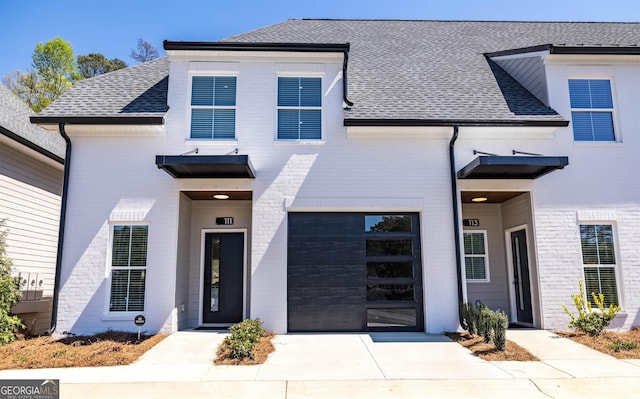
[162,40,354,108]
[449,126,465,327]
[0,126,64,165]
[48,123,71,335]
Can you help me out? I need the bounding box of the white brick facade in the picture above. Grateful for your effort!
[55,46,640,335]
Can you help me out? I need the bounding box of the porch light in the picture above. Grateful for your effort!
[471,197,488,202]
[213,194,230,200]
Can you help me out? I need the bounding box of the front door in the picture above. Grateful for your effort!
[511,229,533,324]
[203,232,244,324]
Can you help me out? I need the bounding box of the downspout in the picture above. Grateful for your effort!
[449,126,465,326]
[342,45,354,108]
[48,122,71,335]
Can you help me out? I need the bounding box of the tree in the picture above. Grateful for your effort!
[130,39,159,63]
[2,70,45,111]
[0,220,24,344]
[2,37,79,112]
[77,53,127,78]
[32,37,80,101]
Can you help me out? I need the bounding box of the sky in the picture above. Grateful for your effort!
[0,0,637,78]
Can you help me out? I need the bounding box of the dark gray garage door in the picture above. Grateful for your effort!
[287,213,423,332]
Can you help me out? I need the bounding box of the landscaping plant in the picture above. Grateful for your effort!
[562,281,621,336]
[0,220,24,344]
[459,301,509,351]
[224,318,265,359]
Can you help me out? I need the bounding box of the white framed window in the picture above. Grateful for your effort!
[190,76,236,140]
[463,231,489,282]
[277,77,322,140]
[579,224,619,307]
[568,79,615,142]
[108,224,148,312]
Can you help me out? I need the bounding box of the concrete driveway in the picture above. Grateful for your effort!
[1,329,640,398]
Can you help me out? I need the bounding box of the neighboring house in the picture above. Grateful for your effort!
[31,20,639,335]
[0,84,65,335]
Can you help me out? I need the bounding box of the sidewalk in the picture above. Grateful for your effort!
[1,329,639,398]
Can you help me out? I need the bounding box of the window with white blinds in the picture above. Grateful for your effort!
[580,224,619,307]
[109,225,148,312]
[190,76,236,139]
[277,77,322,140]
[568,79,615,142]
[463,231,489,282]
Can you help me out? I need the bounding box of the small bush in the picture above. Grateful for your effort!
[224,318,265,359]
[609,340,639,353]
[459,301,509,351]
[562,281,621,336]
[0,220,24,345]
[492,311,509,351]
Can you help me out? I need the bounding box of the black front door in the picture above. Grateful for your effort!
[511,229,533,324]
[203,232,244,324]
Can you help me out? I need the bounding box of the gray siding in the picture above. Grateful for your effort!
[0,142,62,334]
[462,204,510,313]
[175,193,192,330]
[495,56,549,106]
[501,193,541,327]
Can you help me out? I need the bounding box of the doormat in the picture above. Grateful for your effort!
[508,323,534,329]
[194,326,229,331]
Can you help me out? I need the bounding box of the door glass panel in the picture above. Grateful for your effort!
[365,215,412,232]
[367,308,416,327]
[210,237,220,312]
[367,284,414,301]
[366,262,413,278]
[366,239,412,256]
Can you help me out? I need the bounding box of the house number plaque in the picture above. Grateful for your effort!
[216,217,234,225]
[463,219,480,227]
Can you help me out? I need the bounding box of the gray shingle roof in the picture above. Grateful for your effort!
[36,20,640,125]
[0,84,65,160]
[37,57,169,119]
[224,20,639,123]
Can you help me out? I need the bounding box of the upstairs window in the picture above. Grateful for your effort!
[580,224,619,307]
[277,77,321,140]
[568,79,615,142]
[190,76,236,140]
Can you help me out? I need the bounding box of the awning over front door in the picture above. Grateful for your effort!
[457,156,568,179]
[155,155,255,178]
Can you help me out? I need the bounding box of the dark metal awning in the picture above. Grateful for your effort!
[155,155,255,178]
[457,156,568,179]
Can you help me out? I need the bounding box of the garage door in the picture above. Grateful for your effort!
[287,213,423,332]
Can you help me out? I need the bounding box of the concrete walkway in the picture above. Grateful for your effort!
[1,329,639,398]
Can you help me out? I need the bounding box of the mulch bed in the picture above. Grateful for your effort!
[214,333,275,365]
[446,332,539,361]
[0,331,166,370]
[557,328,640,359]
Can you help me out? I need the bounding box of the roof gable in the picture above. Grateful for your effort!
[0,84,65,161]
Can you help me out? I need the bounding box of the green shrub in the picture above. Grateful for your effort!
[224,318,265,359]
[609,340,639,353]
[479,305,493,344]
[459,301,509,351]
[0,220,24,345]
[492,310,508,351]
[562,281,621,336]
